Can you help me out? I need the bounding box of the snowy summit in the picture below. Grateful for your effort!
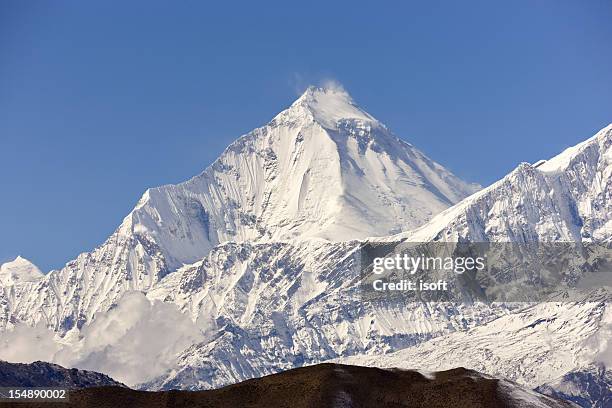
[0,256,43,286]
[288,85,376,130]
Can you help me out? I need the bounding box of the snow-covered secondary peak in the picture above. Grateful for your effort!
[402,123,612,242]
[286,85,376,130]
[0,256,43,286]
[537,123,612,173]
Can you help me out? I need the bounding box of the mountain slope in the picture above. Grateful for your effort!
[536,365,612,408]
[401,124,611,243]
[1,364,577,408]
[0,360,125,388]
[0,86,477,334]
[141,239,510,390]
[339,292,610,388]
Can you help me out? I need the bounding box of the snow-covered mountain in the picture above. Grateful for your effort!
[123,85,478,264]
[138,125,611,390]
[399,123,611,243]
[0,86,477,334]
[336,125,612,405]
[1,84,609,405]
[0,256,43,287]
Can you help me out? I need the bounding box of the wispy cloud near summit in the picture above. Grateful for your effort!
[289,73,347,96]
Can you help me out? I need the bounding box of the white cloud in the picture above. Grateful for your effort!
[288,73,347,96]
[320,78,346,93]
[0,292,207,387]
[0,322,60,363]
[582,306,612,367]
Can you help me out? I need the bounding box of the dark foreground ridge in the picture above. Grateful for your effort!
[1,362,575,408]
[0,360,125,389]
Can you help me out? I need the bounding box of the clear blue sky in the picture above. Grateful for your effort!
[1,1,611,271]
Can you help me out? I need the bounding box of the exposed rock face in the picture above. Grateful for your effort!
[0,360,125,389]
[536,365,612,408]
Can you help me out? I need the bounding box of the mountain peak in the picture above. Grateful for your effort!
[537,123,611,173]
[11,255,30,265]
[297,85,353,101]
[0,256,43,286]
[289,85,375,129]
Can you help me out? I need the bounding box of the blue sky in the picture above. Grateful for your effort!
[1,0,611,271]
